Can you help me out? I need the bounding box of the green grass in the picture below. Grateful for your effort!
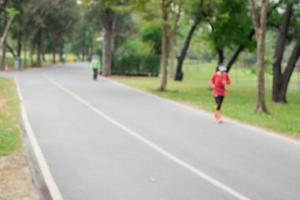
[112,62,300,138]
[0,78,21,155]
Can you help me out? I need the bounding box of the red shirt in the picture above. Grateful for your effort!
[209,72,231,96]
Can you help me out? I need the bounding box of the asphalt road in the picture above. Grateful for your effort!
[13,63,300,200]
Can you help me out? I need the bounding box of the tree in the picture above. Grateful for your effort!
[10,0,26,63]
[136,0,172,90]
[248,0,269,113]
[0,3,18,70]
[83,0,135,76]
[225,1,284,72]
[207,0,252,68]
[82,0,122,76]
[272,1,300,103]
[174,0,278,76]
[22,0,55,66]
[44,0,78,64]
[159,0,171,91]
[169,0,182,78]
[174,0,211,81]
[70,16,96,61]
[102,6,115,76]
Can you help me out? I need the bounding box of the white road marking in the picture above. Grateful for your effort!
[15,77,64,200]
[47,76,251,200]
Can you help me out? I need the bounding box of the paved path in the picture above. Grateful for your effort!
[13,63,300,200]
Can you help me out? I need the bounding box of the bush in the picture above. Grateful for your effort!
[112,53,160,76]
[112,39,160,76]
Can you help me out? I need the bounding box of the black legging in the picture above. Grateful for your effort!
[93,69,98,80]
[214,96,224,111]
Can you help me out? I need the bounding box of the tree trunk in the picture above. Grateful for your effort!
[1,39,7,70]
[249,0,269,113]
[160,0,169,91]
[82,51,85,61]
[22,40,29,67]
[52,44,57,64]
[42,53,46,62]
[36,43,42,67]
[1,10,8,70]
[174,20,199,81]
[59,43,64,63]
[217,48,224,65]
[36,31,42,67]
[0,0,18,70]
[277,33,300,103]
[30,43,34,66]
[215,48,225,71]
[52,51,56,64]
[169,7,181,79]
[169,30,175,79]
[23,41,27,67]
[7,44,17,58]
[102,8,115,77]
[15,31,22,68]
[272,3,293,103]
[255,30,268,113]
[17,31,22,58]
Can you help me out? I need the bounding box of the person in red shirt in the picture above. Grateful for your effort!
[209,64,231,122]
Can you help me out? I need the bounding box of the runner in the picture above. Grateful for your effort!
[209,64,231,123]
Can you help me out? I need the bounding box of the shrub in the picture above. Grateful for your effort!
[112,39,160,76]
[112,53,160,76]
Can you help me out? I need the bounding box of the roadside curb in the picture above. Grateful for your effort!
[14,76,64,200]
[20,117,53,200]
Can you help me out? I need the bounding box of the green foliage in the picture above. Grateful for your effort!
[80,0,138,56]
[70,16,96,58]
[112,54,160,76]
[268,1,300,44]
[141,22,161,43]
[187,26,214,61]
[81,0,142,13]
[183,0,214,22]
[6,7,19,19]
[43,0,79,40]
[112,39,160,76]
[141,21,162,55]
[207,0,252,51]
[114,12,137,49]
[18,1,77,41]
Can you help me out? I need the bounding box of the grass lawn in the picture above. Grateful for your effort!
[0,78,21,155]
[112,62,300,138]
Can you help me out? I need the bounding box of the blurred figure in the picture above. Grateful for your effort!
[62,53,66,64]
[90,55,101,80]
[209,64,231,123]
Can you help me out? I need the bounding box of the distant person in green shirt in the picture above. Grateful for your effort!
[90,55,101,80]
